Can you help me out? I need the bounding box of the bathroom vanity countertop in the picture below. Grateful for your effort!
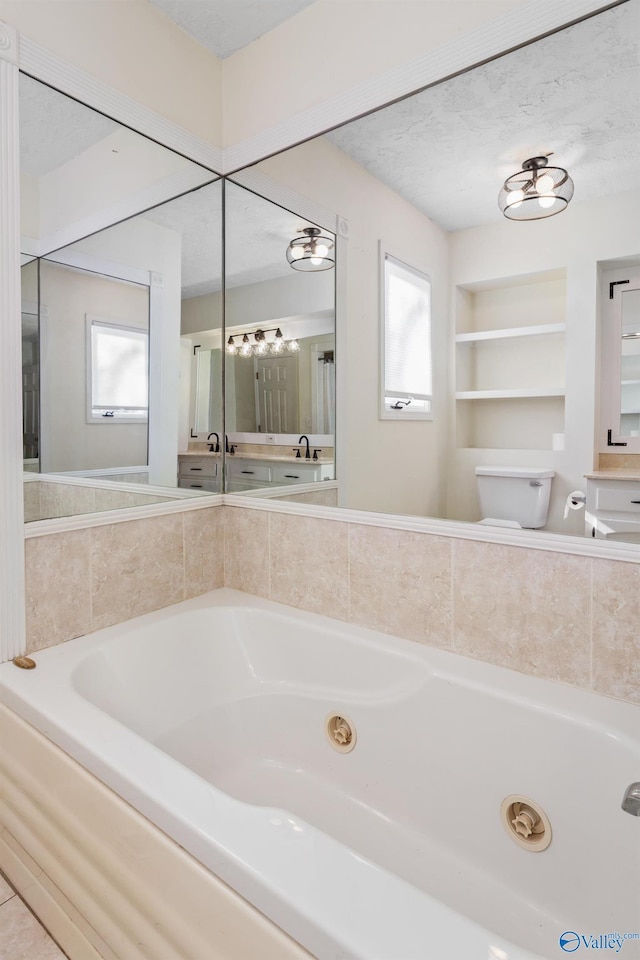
[584,470,640,482]
[231,452,334,465]
[181,451,333,465]
[179,451,221,458]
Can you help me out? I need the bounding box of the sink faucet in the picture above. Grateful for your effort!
[207,432,220,452]
[622,783,640,816]
[225,434,235,455]
[298,434,311,459]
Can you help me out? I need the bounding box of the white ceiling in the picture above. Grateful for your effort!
[327,1,640,231]
[19,75,118,178]
[147,0,316,58]
[141,181,322,296]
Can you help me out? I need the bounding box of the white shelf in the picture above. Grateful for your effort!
[455,323,565,343]
[456,387,566,400]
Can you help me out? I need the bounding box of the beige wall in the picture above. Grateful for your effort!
[222,0,524,148]
[181,291,222,337]
[39,260,149,473]
[253,137,450,518]
[0,0,222,147]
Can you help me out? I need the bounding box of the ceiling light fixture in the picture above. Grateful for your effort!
[498,156,574,221]
[286,226,335,272]
[225,327,301,357]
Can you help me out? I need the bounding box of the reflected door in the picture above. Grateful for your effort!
[256,355,299,433]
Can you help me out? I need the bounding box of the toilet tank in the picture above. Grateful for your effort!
[475,467,555,528]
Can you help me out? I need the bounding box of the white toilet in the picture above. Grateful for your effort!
[475,466,555,529]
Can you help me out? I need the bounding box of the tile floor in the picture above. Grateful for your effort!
[0,870,67,960]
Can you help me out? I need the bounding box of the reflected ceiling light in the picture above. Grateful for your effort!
[498,155,574,220]
[239,333,253,358]
[225,327,300,358]
[286,226,335,272]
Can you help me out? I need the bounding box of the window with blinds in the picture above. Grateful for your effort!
[381,251,433,419]
[87,317,149,422]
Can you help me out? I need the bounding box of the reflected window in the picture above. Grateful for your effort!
[88,317,148,422]
[381,251,432,419]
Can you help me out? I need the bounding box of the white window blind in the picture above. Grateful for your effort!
[382,252,432,417]
[384,255,432,399]
[89,320,148,420]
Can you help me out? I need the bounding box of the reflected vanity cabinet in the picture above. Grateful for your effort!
[226,457,333,492]
[585,474,640,541]
[177,455,220,492]
[454,269,567,450]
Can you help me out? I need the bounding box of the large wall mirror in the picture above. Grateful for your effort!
[231,1,640,545]
[19,74,222,520]
[223,181,335,493]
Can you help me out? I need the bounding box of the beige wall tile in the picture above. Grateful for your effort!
[223,507,270,598]
[270,513,349,619]
[592,559,640,704]
[39,483,96,520]
[276,489,339,507]
[25,530,92,653]
[23,481,41,523]
[349,524,452,647]
[184,507,224,599]
[453,540,591,686]
[90,515,184,630]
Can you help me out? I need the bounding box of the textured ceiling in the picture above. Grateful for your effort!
[141,181,322,297]
[328,1,640,231]
[19,75,118,178]
[147,0,316,58]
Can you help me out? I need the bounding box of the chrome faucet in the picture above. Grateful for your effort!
[622,783,640,816]
[207,432,220,452]
[298,434,311,459]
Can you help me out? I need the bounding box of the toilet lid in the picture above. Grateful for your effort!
[475,466,555,479]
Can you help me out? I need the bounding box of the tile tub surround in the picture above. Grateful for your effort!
[25,506,223,653]
[24,479,173,522]
[21,500,640,706]
[223,505,640,706]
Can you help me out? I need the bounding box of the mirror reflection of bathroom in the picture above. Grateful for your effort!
[232,1,640,538]
[222,180,336,496]
[20,256,39,472]
[19,72,222,520]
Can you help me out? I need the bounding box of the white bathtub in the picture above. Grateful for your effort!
[1,588,639,960]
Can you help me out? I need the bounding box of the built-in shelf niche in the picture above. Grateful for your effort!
[455,269,567,450]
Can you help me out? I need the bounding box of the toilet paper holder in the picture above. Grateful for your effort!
[563,491,586,520]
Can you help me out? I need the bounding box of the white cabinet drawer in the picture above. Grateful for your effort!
[226,460,272,482]
[270,463,321,483]
[178,457,218,479]
[594,484,640,514]
[178,478,219,492]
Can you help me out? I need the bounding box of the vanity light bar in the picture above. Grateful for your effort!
[225,327,300,357]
